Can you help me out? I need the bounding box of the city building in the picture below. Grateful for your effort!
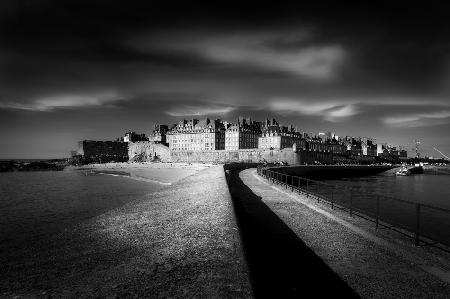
[258,119,303,150]
[122,131,148,143]
[166,118,225,151]
[148,124,168,144]
[225,117,261,150]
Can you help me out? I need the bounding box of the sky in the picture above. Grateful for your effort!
[1,1,450,159]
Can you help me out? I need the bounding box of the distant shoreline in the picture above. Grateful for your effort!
[67,161,215,171]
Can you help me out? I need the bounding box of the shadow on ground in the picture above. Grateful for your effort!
[224,164,360,298]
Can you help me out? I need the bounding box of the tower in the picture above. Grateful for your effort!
[415,139,421,158]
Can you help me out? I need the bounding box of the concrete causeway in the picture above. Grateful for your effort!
[240,168,450,298]
[1,166,252,298]
[3,165,450,298]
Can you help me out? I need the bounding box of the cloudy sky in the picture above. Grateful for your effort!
[1,1,450,158]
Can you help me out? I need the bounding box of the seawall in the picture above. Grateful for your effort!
[170,148,332,165]
[127,141,334,165]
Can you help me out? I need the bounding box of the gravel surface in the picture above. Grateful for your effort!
[1,166,251,298]
[241,168,450,299]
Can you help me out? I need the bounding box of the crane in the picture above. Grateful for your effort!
[433,147,450,160]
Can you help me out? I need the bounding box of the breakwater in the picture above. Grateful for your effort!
[258,166,450,249]
[243,168,450,297]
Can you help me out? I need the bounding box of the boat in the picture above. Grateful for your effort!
[396,167,411,176]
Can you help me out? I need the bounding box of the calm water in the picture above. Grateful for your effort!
[325,169,450,210]
[0,170,163,251]
[321,170,450,245]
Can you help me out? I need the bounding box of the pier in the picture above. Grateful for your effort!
[238,167,450,297]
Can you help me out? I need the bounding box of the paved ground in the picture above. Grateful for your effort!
[1,166,252,298]
[241,168,450,298]
[225,165,359,298]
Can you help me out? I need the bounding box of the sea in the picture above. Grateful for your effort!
[0,169,165,255]
[319,168,450,246]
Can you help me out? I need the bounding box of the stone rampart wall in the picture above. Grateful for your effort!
[80,141,129,163]
[128,142,170,162]
[128,143,333,165]
[170,148,306,164]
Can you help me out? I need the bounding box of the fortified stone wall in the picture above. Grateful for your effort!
[170,148,303,164]
[79,141,128,163]
[128,142,170,162]
[127,143,333,165]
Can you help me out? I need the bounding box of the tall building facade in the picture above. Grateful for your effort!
[258,119,303,150]
[148,124,168,144]
[166,118,225,151]
[225,118,261,150]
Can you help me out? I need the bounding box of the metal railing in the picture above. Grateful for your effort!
[257,166,450,249]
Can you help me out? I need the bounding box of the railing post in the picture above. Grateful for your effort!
[306,179,309,198]
[349,188,353,217]
[415,203,421,246]
[317,182,320,203]
[331,187,334,210]
[291,176,294,192]
[376,195,380,229]
[297,177,300,193]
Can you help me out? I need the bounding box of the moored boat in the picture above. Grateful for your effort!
[396,167,411,176]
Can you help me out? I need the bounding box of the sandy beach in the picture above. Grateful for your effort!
[66,162,214,185]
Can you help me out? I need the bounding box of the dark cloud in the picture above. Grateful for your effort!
[1,1,450,158]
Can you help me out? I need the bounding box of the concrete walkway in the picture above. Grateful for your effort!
[241,168,450,298]
[1,166,252,298]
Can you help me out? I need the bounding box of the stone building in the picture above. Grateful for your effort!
[258,119,303,150]
[166,118,226,151]
[225,117,261,150]
[122,131,148,143]
[361,137,377,157]
[148,124,168,144]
